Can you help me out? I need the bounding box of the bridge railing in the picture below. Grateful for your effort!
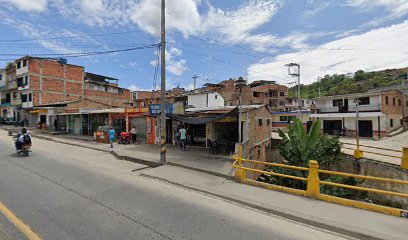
[232,155,408,218]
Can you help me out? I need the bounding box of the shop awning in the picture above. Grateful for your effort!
[30,109,48,114]
[166,107,238,125]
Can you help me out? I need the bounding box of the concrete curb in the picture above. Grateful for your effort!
[166,162,234,180]
[109,151,163,168]
[140,173,384,240]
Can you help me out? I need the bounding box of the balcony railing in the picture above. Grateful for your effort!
[317,104,381,113]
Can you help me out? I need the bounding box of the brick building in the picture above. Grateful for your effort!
[311,87,408,138]
[201,78,288,111]
[1,56,130,130]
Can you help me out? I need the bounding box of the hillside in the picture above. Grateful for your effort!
[289,68,408,98]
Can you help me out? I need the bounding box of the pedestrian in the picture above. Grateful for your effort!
[130,126,137,144]
[108,127,116,148]
[174,128,180,147]
[187,127,192,145]
[53,118,58,131]
[179,125,187,152]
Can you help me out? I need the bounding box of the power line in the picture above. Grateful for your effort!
[0,44,160,58]
[0,30,143,42]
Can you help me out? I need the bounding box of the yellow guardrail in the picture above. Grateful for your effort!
[341,142,408,170]
[232,156,408,218]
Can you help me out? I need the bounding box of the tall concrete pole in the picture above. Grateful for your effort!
[297,65,301,119]
[160,0,166,163]
[402,73,407,131]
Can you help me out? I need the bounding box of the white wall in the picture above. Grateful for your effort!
[207,92,224,107]
[188,92,225,108]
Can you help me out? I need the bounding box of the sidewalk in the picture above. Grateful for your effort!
[140,165,408,240]
[1,127,234,178]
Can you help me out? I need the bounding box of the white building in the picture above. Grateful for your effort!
[310,89,408,138]
[187,92,224,108]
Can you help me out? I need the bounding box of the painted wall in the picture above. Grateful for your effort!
[188,92,224,108]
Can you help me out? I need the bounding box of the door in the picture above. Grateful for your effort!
[344,99,349,112]
[358,120,373,137]
[74,117,81,135]
[323,120,342,135]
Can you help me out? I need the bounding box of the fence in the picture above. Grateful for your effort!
[232,155,408,218]
[341,142,408,169]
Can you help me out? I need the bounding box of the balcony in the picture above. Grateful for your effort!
[0,99,11,107]
[11,98,22,105]
[317,104,381,113]
[7,80,17,90]
[22,101,33,108]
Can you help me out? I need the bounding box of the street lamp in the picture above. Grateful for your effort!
[235,77,246,159]
[285,63,301,119]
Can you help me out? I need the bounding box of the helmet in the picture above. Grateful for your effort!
[22,128,27,134]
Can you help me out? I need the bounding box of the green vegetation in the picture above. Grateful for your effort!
[289,68,408,98]
[258,119,363,198]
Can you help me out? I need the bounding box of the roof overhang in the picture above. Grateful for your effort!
[310,112,385,118]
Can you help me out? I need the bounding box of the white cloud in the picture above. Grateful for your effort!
[167,59,187,76]
[201,0,285,51]
[248,21,408,85]
[0,0,48,12]
[347,0,408,18]
[127,84,140,91]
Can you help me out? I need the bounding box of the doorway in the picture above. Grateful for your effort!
[323,120,342,135]
[358,120,373,137]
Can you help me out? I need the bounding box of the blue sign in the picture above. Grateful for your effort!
[149,104,173,116]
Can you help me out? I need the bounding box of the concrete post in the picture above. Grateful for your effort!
[402,147,408,170]
[306,160,320,198]
[235,145,246,183]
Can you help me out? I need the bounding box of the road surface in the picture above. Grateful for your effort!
[0,132,354,240]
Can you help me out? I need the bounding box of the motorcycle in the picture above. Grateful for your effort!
[17,144,32,157]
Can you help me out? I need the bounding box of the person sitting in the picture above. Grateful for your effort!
[15,128,31,150]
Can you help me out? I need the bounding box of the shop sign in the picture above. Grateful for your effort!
[126,107,149,113]
[149,104,173,116]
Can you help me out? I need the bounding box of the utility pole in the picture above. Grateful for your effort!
[160,0,166,163]
[192,75,198,91]
[285,63,301,119]
[354,98,363,159]
[402,73,407,131]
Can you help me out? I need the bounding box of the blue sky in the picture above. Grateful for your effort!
[0,0,407,91]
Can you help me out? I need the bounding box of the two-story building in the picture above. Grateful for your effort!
[311,88,408,138]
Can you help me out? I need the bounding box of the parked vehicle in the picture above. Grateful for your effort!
[333,128,350,137]
[118,132,131,145]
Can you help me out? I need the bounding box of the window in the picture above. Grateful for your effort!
[385,96,389,105]
[267,119,270,125]
[390,119,394,128]
[104,86,109,92]
[280,116,295,122]
[12,92,17,99]
[258,118,263,126]
[23,59,27,67]
[29,93,32,102]
[398,99,402,106]
[280,92,285,97]
[253,92,260,97]
[118,89,124,94]
[358,97,370,105]
[24,76,29,85]
[22,94,27,102]
[393,97,396,106]
[333,99,343,107]
[17,61,21,69]
[279,101,285,106]
[17,77,24,87]
[269,91,277,97]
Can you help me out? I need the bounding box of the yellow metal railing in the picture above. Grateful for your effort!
[232,156,408,217]
[341,142,408,170]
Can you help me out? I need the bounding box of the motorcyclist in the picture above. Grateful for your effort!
[15,128,31,150]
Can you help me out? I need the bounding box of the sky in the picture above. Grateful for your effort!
[0,0,407,91]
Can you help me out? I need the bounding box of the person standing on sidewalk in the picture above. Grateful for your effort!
[130,126,137,144]
[108,127,116,148]
[179,125,187,152]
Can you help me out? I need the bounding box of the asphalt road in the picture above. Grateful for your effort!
[0,133,354,240]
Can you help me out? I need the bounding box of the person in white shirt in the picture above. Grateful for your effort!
[130,127,137,143]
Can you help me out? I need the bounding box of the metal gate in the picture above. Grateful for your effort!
[131,117,147,143]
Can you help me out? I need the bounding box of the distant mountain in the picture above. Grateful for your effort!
[289,68,408,98]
